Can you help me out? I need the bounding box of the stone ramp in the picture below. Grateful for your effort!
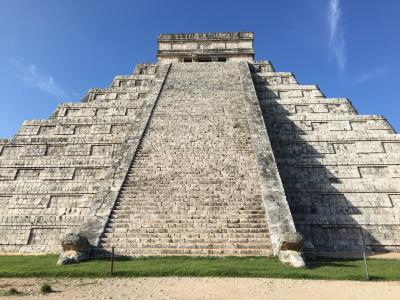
[99,62,273,256]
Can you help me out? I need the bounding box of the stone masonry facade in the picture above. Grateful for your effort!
[0,63,159,253]
[251,61,400,252]
[0,32,399,256]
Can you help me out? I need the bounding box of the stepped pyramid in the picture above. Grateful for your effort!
[0,32,399,263]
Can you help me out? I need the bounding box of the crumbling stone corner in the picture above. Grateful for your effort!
[240,61,305,267]
[57,233,91,265]
[277,232,305,268]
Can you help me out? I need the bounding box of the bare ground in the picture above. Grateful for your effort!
[1,277,400,300]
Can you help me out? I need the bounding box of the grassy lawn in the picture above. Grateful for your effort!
[0,255,399,281]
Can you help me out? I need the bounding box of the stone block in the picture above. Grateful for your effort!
[279,232,304,251]
[57,233,90,265]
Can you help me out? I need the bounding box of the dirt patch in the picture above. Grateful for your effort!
[369,253,400,259]
[0,277,399,300]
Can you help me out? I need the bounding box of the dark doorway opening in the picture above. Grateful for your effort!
[197,57,212,62]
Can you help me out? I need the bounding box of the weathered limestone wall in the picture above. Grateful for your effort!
[157,32,254,63]
[0,64,159,253]
[251,61,400,253]
[100,62,273,256]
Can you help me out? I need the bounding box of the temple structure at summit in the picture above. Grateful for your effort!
[0,32,399,265]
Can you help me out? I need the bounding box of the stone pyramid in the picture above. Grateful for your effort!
[0,32,399,264]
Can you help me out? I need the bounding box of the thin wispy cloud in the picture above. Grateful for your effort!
[327,0,346,71]
[10,58,68,99]
[355,69,386,84]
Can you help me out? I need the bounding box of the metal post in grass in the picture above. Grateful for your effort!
[362,251,369,281]
[110,246,115,276]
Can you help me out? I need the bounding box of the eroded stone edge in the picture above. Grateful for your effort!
[75,63,171,247]
[239,61,304,266]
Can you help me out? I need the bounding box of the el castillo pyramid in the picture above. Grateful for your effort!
[1,32,399,264]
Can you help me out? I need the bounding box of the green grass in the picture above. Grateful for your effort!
[0,255,399,281]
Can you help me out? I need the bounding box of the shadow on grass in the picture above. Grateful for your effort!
[88,256,132,262]
[306,258,361,269]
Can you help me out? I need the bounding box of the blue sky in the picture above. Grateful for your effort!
[0,0,399,137]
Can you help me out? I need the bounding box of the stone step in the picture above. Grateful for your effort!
[96,247,273,257]
[102,231,271,240]
[107,223,268,229]
[112,204,265,210]
[283,178,400,193]
[110,206,266,213]
[115,193,263,199]
[104,224,268,237]
[276,156,400,166]
[100,236,269,244]
[109,213,267,219]
[100,242,270,250]
[110,211,267,216]
[267,114,387,122]
[101,232,270,239]
[269,128,393,136]
[113,198,265,206]
[108,213,267,219]
[269,131,399,142]
[9,135,128,144]
[0,157,113,168]
[106,218,268,225]
[88,86,151,93]
[110,214,266,224]
[23,115,143,125]
[106,221,268,228]
[259,97,350,104]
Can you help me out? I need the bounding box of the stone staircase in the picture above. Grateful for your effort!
[99,62,273,256]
